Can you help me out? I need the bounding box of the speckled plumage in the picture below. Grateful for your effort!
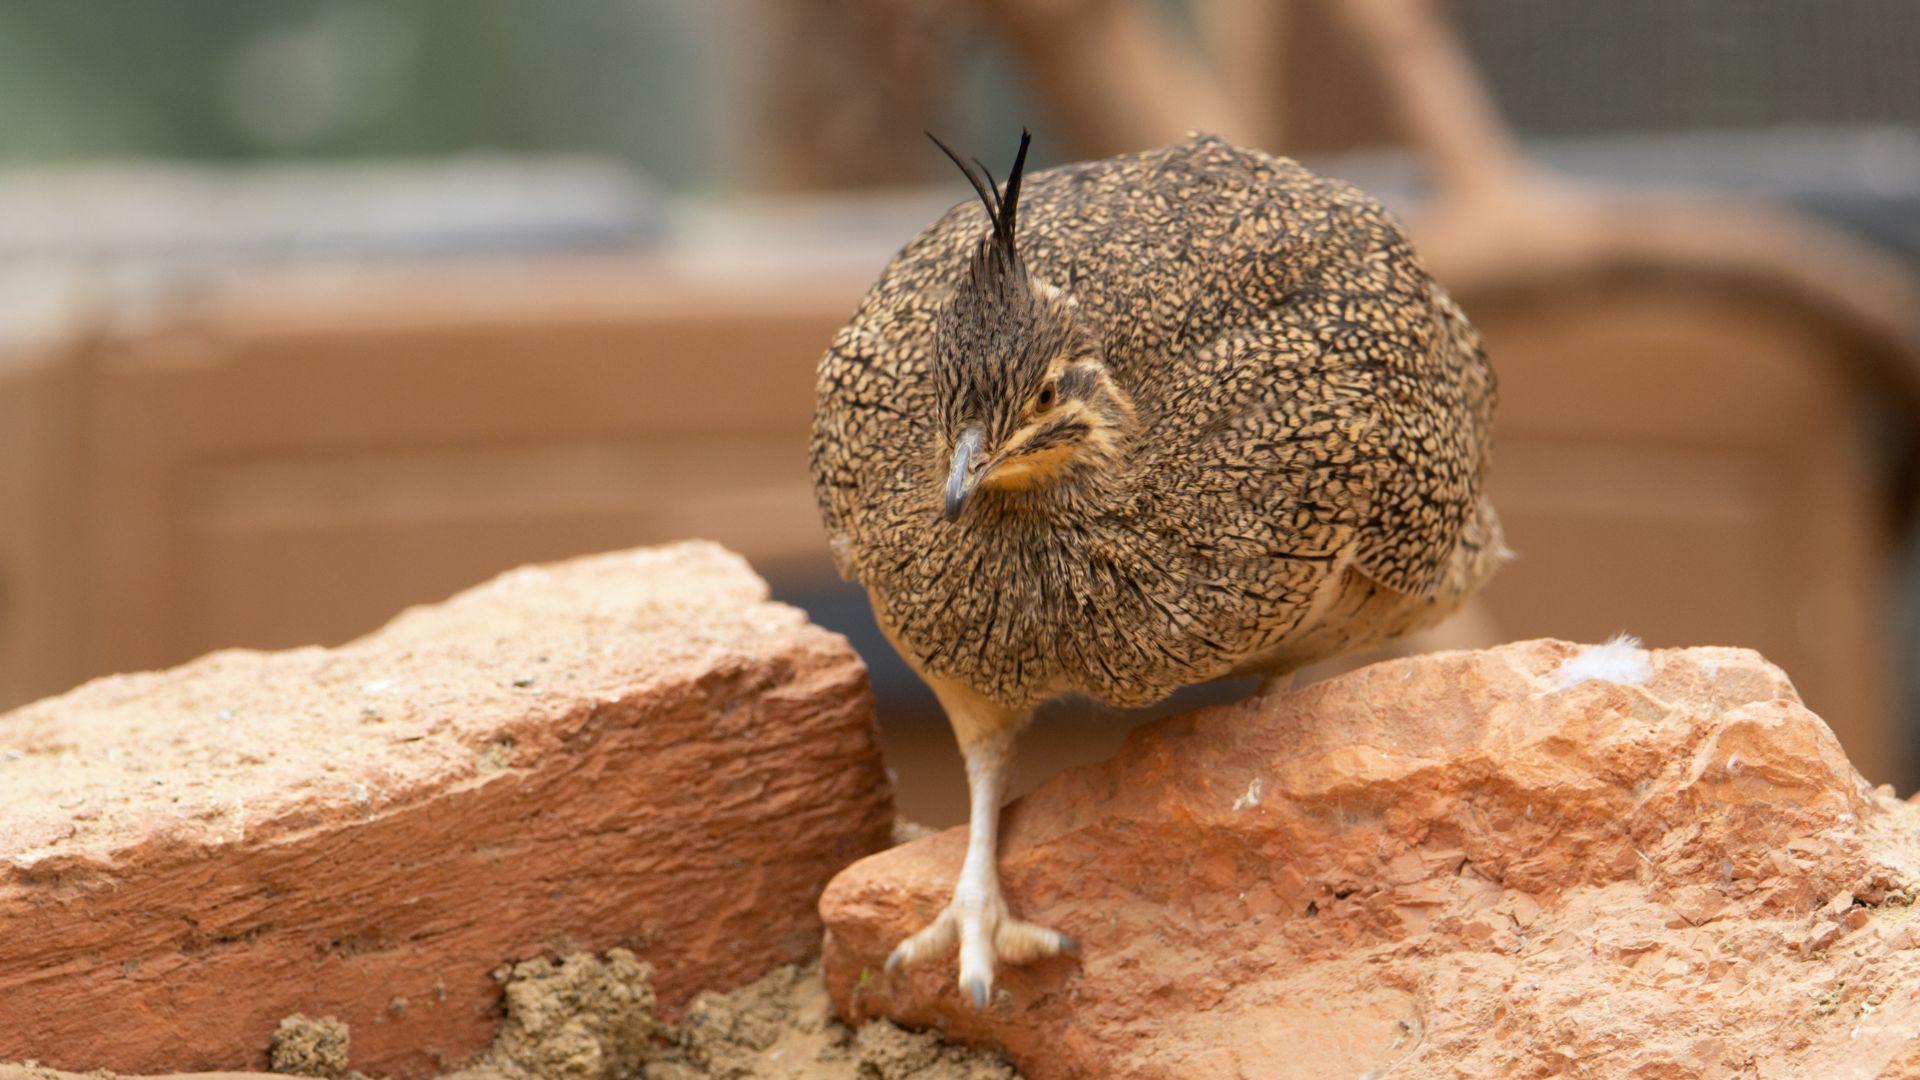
[810,133,1502,712]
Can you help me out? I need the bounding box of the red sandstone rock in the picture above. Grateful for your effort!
[823,639,1920,1079]
[0,1071,278,1080]
[0,543,892,1078]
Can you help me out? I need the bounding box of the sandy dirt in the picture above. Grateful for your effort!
[0,949,1014,1080]
[644,961,1014,1080]
[440,950,658,1079]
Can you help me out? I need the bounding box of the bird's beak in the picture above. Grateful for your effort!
[944,426,986,521]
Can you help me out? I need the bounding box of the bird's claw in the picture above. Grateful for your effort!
[886,904,956,976]
[885,894,1074,1009]
[964,974,990,1009]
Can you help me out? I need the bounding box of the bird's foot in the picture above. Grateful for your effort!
[883,889,1076,1008]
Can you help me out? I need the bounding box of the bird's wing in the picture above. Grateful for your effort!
[1345,286,1497,600]
[809,323,892,583]
[1132,271,1491,608]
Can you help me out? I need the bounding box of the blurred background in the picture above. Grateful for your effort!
[2,0,1917,824]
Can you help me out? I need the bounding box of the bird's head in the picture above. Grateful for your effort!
[929,130,1137,523]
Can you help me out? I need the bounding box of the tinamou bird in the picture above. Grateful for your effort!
[809,130,1504,1006]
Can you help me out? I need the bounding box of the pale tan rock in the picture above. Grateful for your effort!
[0,543,892,1078]
[822,639,1920,1079]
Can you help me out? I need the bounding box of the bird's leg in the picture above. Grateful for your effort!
[885,681,1074,1007]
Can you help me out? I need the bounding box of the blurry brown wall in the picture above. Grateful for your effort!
[0,264,853,701]
[1475,279,1897,777]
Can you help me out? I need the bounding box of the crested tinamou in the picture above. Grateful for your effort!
[809,130,1504,1006]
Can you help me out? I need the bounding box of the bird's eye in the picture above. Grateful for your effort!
[1035,380,1058,413]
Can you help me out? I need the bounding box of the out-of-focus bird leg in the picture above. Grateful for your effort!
[885,679,1075,1007]
[1257,671,1296,698]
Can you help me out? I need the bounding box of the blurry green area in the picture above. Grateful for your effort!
[0,0,730,186]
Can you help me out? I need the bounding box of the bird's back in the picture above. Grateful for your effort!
[811,134,1499,709]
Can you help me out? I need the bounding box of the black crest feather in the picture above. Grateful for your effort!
[927,128,1033,277]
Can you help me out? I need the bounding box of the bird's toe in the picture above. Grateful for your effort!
[886,907,957,974]
[887,894,1075,1009]
[994,916,1077,964]
[962,973,992,1009]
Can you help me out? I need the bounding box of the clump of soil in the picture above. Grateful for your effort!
[445,949,657,1080]
[647,961,1015,1079]
[268,1014,351,1078]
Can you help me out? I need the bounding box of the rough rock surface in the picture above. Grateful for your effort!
[0,542,892,1078]
[823,639,1920,1079]
[0,1060,284,1068]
